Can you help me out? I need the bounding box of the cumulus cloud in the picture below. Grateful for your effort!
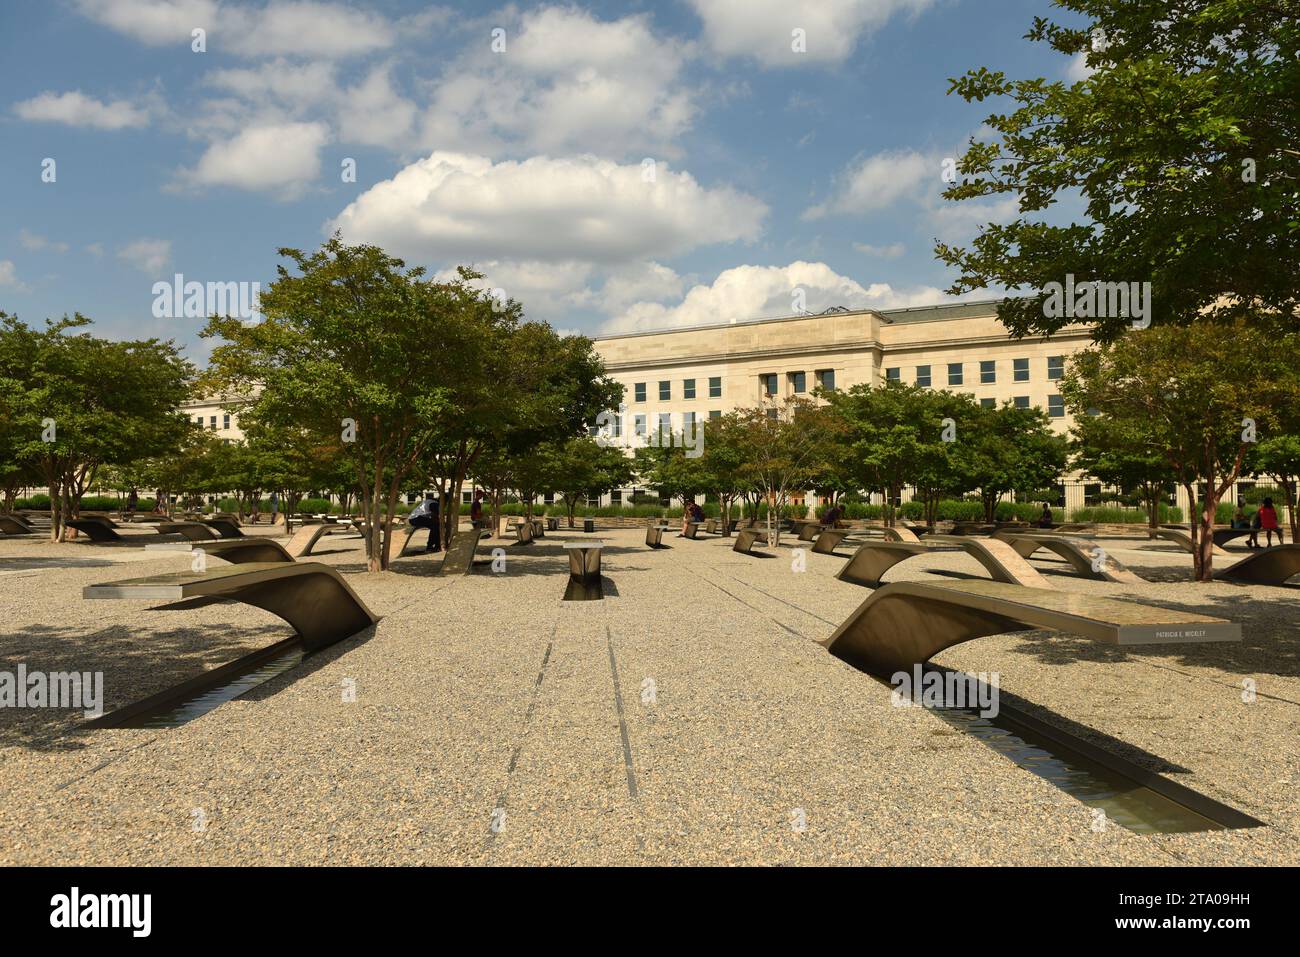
[116,238,172,274]
[1066,51,1096,83]
[75,0,394,58]
[601,261,955,334]
[19,230,70,254]
[418,6,696,158]
[176,121,328,197]
[14,90,152,130]
[687,0,938,66]
[804,149,935,219]
[331,152,767,265]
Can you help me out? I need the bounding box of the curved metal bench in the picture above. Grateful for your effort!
[883,526,922,543]
[732,527,768,556]
[822,579,1241,679]
[836,536,1050,588]
[65,519,125,542]
[201,517,246,539]
[811,527,854,554]
[1213,545,1300,585]
[514,521,536,545]
[1154,527,1228,557]
[440,527,483,576]
[998,534,1145,584]
[187,538,295,564]
[84,561,377,652]
[0,514,36,535]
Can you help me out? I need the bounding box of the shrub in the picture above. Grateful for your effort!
[297,497,333,514]
[1069,504,1184,524]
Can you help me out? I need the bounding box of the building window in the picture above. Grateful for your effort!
[1048,395,1065,418]
[1084,483,1103,507]
[766,408,778,421]
[815,369,835,391]
[886,368,900,383]
[1013,396,1030,409]
[634,382,646,403]
[658,380,670,401]
[209,416,217,430]
[544,493,555,505]
[683,411,696,432]
[683,378,696,400]
[610,489,623,505]
[634,414,646,437]
[790,371,806,393]
[1013,357,1029,382]
[916,365,931,387]
[222,413,231,430]
[657,412,672,438]
[760,373,778,396]
[980,398,995,409]
[708,410,721,420]
[1047,356,1065,380]
[980,360,996,384]
[708,376,722,398]
[948,363,963,386]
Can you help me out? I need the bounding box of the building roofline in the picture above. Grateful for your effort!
[593,298,1015,342]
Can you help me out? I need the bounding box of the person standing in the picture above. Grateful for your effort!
[269,490,280,524]
[125,488,138,517]
[470,489,485,529]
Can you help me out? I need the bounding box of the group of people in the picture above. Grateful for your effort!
[1233,498,1283,549]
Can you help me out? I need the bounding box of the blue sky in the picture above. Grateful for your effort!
[1,0,1089,361]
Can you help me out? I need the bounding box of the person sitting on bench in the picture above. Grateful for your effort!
[1036,503,1054,529]
[820,502,843,528]
[407,493,442,553]
[470,490,485,530]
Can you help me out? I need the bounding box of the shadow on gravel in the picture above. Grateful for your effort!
[0,620,286,752]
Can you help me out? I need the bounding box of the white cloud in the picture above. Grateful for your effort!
[86,243,105,258]
[117,238,172,274]
[14,90,151,130]
[19,230,70,254]
[1067,52,1096,83]
[75,0,217,45]
[75,0,394,58]
[601,261,954,334]
[337,65,416,146]
[804,149,935,219]
[178,121,328,196]
[853,241,906,258]
[331,152,767,265]
[687,0,938,66]
[0,261,28,291]
[418,6,696,158]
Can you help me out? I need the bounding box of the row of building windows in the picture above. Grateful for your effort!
[886,356,1065,387]
[193,413,231,430]
[632,376,724,402]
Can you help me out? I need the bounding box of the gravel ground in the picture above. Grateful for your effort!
[0,523,1295,865]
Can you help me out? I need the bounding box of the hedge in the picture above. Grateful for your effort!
[1069,504,1185,524]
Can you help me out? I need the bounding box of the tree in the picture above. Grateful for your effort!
[937,0,1299,341]
[1067,402,1173,534]
[733,398,832,546]
[0,313,192,540]
[204,239,467,569]
[1061,320,1296,579]
[698,413,754,533]
[1248,435,1300,542]
[549,437,634,528]
[963,402,1068,523]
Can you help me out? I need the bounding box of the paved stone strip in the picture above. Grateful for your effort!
[605,625,638,800]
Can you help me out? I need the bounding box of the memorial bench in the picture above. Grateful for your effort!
[997,533,1145,584]
[811,527,854,554]
[440,528,484,576]
[147,538,295,564]
[563,540,605,581]
[822,578,1241,679]
[1154,527,1229,557]
[732,527,770,556]
[84,561,378,652]
[1213,544,1300,586]
[0,514,36,535]
[200,517,246,539]
[65,518,216,544]
[645,524,671,548]
[680,521,702,540]
[836,536,1050,589]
